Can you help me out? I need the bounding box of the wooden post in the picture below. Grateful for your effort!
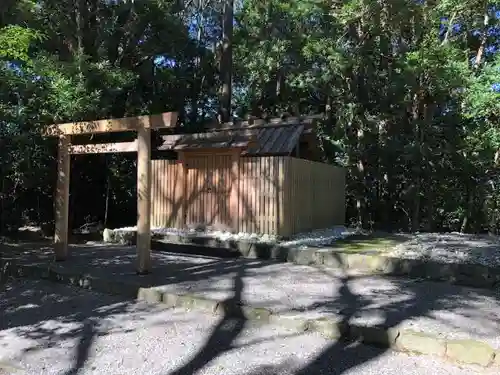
[230,149,240,232]
[44,112,178,273]
[180,152,189,229]
[54,135,70,261]
[137,127,152,274]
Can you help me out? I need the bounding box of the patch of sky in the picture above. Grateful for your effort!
[154,56,176,68]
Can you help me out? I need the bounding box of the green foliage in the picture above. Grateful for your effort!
[0,25,43,62]
[0,0,199,231]
[234,0,500,233]
[1,0,500,235]
[464,56,500,121]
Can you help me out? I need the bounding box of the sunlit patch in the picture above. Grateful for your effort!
[388,232,500,267]
[6,303,40,313]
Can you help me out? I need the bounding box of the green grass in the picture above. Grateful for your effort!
[328,232,412,253]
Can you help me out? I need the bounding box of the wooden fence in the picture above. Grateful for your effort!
[281,157,345,236]
[151,159,184,229]
[150,156,344,237]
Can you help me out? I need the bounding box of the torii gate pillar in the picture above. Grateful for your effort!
[44,112,178,274]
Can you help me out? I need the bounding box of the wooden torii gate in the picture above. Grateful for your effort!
[44,112,178,274]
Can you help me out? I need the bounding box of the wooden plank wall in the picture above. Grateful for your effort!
[184,153,233,230]
[150,156,286,234]
[150,156,344,237]
[151,160,184,228]
[237,157,285,235]
[282,157,345,237]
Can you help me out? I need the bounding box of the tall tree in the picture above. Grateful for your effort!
[1,0,500,234]
[219,0,234,122]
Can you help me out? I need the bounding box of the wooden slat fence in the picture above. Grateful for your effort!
[237,156,285,235]
[151,160,183,228]
[150,156,344,237]
[282,157,345,236]
[184,153,233,230]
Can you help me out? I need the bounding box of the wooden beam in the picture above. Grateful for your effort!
[54,135,71,261]
[69,140,138,154]
[136,127,152,274]
[44,112,178,136]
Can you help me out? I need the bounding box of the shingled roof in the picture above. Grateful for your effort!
[158,115,320,156]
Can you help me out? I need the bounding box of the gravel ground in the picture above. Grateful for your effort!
[388,232,500,267]
[149,260,500,349]
[6,244,500,350]
[25,222,500,268]
[0,280,492,375]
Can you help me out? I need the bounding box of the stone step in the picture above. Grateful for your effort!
[152,237,500,290]
[100,229,500,291]
[3,247,500,369]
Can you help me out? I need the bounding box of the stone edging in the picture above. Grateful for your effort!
[146,233,500,290]
[101,229,500,290]
[2,259,499,369]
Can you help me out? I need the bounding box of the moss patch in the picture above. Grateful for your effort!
[328,233,412,254]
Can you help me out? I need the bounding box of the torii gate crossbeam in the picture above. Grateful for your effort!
[44,112,178,274]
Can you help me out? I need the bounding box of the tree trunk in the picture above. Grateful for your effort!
[0,175,5,234]
[75,0,85,73]
[411,92,422,232]
[474,6,490,67]
[190,12,205,125]
[410,7,427,233]
[441,12,457,46]
[461,185,474,233]
[219,0,233,123]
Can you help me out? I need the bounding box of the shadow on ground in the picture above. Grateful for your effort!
[164,252,491,375]
[1,279,162,375]
[2,240,500,374]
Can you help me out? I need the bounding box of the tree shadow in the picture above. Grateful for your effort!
[168,267,247,375]
[171,251,500,375]
[0,245,274,374]
[3,241,500,374]
[250,252,500,375]
[293,254,386,375]
[0,279,165,375]
[64,320,97,375]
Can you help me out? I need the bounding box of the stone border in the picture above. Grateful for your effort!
[134,232,500,290]
[1,258,499,369]
[101,229,500,290]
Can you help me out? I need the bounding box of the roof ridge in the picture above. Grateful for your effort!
[159,122,307,156]
[205,113,323,131]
